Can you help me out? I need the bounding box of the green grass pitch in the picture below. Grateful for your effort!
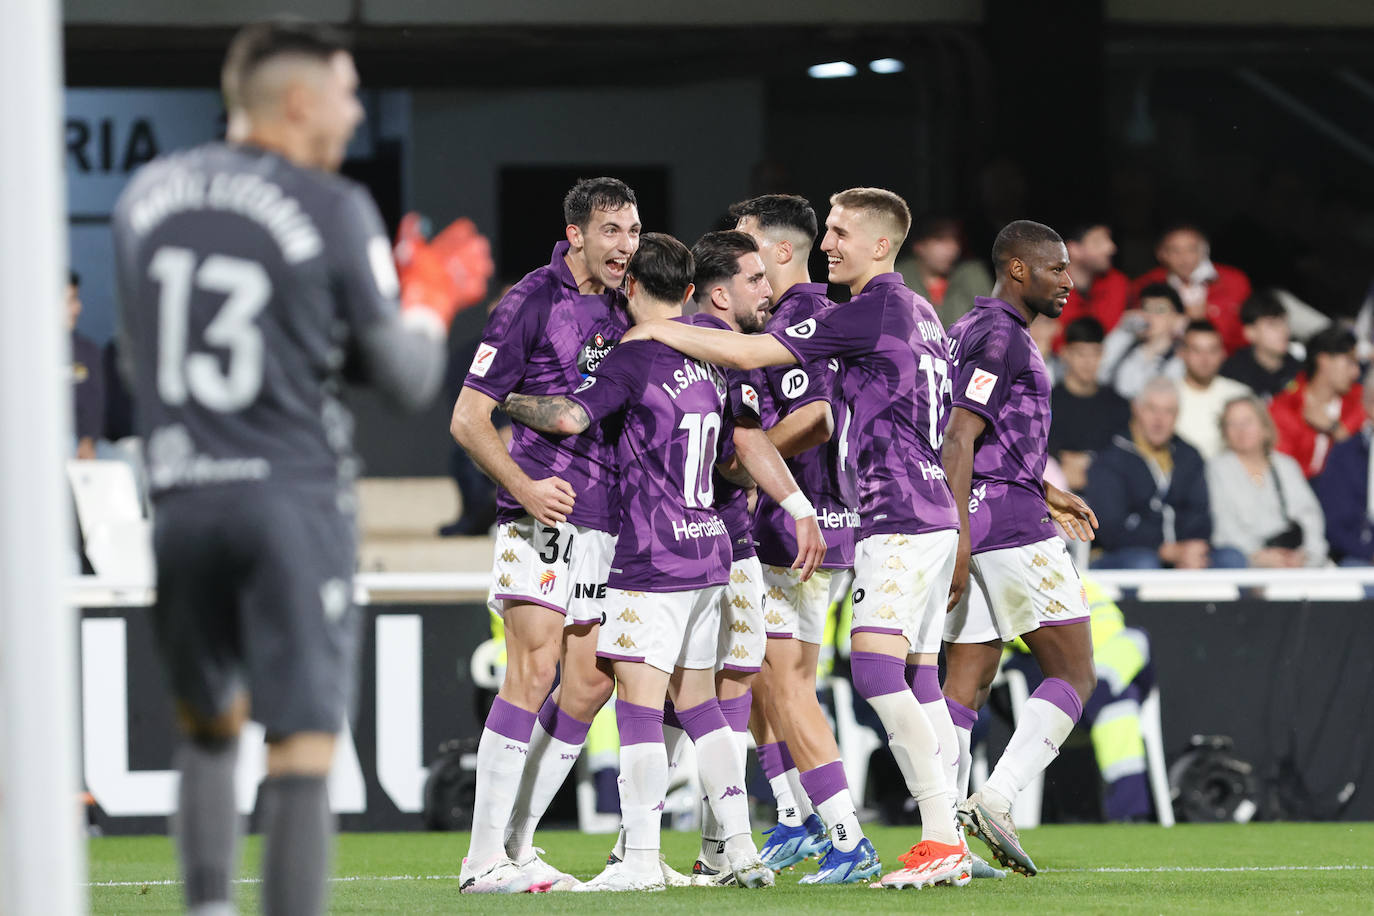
[89,823,1374,913]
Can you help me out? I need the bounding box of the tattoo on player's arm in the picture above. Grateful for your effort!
[503,393,590,435]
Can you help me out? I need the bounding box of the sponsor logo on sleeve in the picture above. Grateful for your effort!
[781,368,809,399]
[575,376,596,393]
[965,368,998,404]
[740,383,760,414]
[784,318,817,339]
[470,342,498,377]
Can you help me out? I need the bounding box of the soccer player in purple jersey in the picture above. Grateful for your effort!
[503,233,826,891]
[450,178,640,893]
[731,194,858,870]
[941,220,1100,877]
[625,188,974,891]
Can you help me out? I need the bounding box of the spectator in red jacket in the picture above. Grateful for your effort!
[1056,221,1130,345]
[1269,326,1364,478]
[1133,224,1252,354]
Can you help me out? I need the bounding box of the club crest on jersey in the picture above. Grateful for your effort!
[578,331,618,375]
[785,318,817,339]
[470,343,499,377]
[965,368,998,404]
[740,383,760,414]
[781,368,809,399]
[538,570,557,594]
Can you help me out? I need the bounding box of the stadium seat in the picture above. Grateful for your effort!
[67,459,153,585]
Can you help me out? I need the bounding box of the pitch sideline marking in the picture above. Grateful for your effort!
[87,864,1374,887]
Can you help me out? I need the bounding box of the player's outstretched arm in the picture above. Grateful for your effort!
[766,401,834,459]
[733,426,827,580]
[1044,480,1098,541]
[503,393,591,436]
[451,387,576,526]
[624,320,797,370]
[941,406,988,611]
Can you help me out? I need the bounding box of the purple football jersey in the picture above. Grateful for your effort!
[752,283,858,568]
[946,297,1056,552]
[569,314,737,591]
[716,369,760,562]
[462,241,628,533]
[772,273,957,539]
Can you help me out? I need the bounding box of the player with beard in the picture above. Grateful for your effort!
[941,220,1100,877]
[728,194,858,872]
[624,188,974,891]
[451,178,640,893]
[503,232,825,891]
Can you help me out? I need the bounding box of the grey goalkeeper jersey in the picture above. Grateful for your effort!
[113,142,444,499]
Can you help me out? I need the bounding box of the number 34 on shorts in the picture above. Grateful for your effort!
[486,517,615,625]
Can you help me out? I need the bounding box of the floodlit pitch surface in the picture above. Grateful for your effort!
[89,823,1374,913]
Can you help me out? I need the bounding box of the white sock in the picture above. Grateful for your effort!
[815,791,862,852]
[954,724,973,799]
[866,690,958,845]
[921,698,959,797]
[619,741,667,877]
[694,727,752,843]
[768,772,804,827]
[466,701,536,868]
[783,767,815,822]
[664,725,689,774]
[983,696,1076,814]
[505,723,586,861]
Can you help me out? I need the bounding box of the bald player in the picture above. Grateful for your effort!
[941,220,1100,877]
[626,188,973,891]
[113,20,477,915]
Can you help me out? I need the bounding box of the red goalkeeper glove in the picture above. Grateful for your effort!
[394,213,495,329]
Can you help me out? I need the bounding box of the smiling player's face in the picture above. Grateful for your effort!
[820,205,878,288]
[573,205,641,291]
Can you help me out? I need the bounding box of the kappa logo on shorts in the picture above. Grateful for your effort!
[730,594,753,610]
[538,570,557,594]
[470,343,499,377]
[852,588,865,603]
[877,604,898,620]
[730,567,751,584]
[1046,599,1068,616]
[507,525,520,538]
[785,318,817,339]
[765,610,785,626]
[614,634,637,650]
[1032,554,1049,567]
[500,549,518,563]
[766,585,787,600]
[730,645,751,659]
[498,573,513,588]
[883,555,908,571]
[621,589,646,597]
[880,579,902,594]
[730,619,754,634]
[885,534,910,547]
[1039,577,1056,591]
[965,368,998,405]
[617,609,642,624]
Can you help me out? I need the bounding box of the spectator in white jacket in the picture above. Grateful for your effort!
[1206,394,1328,567]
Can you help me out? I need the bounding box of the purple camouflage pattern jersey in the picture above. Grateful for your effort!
[752,282,858,568]
[945,296,1057,553]
[772,273,957,539]
[462,241,629,533]
[569,313,741,591]
[713,388,757,562]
